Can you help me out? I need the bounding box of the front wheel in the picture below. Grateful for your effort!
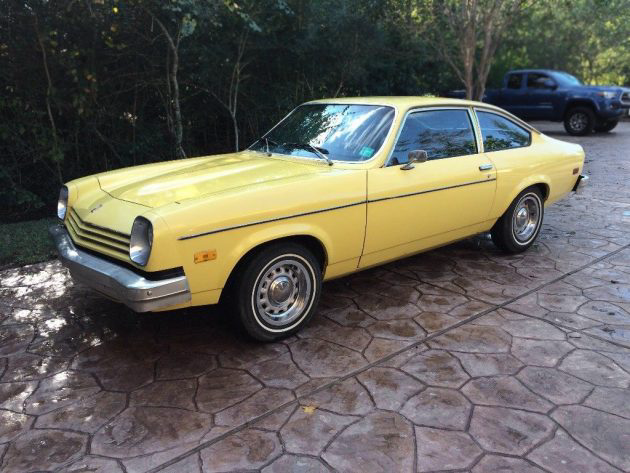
[491,187,544,254]
[564,107,594,136]
[593,119,618,133]
[233,243,322,341]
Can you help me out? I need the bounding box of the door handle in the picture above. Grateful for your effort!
[479,164,493,171]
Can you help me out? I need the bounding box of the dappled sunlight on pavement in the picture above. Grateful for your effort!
[1,122,629,472]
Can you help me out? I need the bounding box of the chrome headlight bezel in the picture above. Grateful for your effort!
[57,186,69,220]
[129,217,153,266]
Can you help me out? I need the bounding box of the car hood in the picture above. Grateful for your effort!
[577,85,628,94]
[97,151,325,208]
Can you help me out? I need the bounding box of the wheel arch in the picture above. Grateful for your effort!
[220,232,329,302]
[564,99,597,117]
[516,179,550,202]
[496,178,551,220]
[533,182,550,201]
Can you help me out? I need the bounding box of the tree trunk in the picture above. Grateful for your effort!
[170,44,185,158]
[426,0,525,102]
[148,11,186,159]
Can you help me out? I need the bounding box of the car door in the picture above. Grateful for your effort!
[360,108,497,269]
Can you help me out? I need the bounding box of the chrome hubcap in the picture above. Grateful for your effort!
[268,276,293,304]
[512,194,541,243]
[569,112,587,131]
[255,258,312,327]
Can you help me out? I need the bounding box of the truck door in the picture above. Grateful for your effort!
[524,72,556,119]
[500,73,529,118]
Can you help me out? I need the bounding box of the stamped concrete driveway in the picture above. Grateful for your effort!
[1,122,630,473]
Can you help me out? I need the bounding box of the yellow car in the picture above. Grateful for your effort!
[50,97,587,340]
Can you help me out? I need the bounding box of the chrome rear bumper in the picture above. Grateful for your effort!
[49,225,191,312]
[572,174,589,194]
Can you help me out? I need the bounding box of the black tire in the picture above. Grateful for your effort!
[564,106,595,136]
[491,187,544,254]
[593,119,618,133]
[232,242,322,342]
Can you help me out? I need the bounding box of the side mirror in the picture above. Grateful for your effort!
[401,150,428,170]
[543,79,557,89]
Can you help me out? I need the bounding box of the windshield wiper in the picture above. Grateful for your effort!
[284,142,333,166]
[254,137,278,156]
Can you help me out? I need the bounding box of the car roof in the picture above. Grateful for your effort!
[305,96,539,133]
[307,96,495,110]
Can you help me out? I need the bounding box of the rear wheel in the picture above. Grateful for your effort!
[232,243,322,341]
[564,106,594,136]
[593,119,618,133]
[491,187,544,254]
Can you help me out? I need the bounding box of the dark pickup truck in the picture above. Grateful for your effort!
[449,69,630,135]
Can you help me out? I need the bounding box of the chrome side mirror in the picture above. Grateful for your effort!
[401,150,428,170]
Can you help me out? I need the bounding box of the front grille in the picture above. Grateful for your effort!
[65,208,130,259]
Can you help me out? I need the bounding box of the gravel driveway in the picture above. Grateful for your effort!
[1,122,629,473]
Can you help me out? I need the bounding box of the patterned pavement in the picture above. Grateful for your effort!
[1,122,629,472]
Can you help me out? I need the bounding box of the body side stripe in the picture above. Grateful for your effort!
[177,177,496,240]
[368,177,496,203]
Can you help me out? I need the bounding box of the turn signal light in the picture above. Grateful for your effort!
[194,250,217,264]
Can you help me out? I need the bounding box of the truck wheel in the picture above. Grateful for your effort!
[593,120,618,133]
[491,187,544,254]
[233,243,322,342]
[564,107,594,136]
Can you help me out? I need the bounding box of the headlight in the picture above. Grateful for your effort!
[596,91,616,100]
[57,186,68,220]
[129,217,153,266]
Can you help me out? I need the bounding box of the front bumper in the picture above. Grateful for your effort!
[598,105,625,119]
[49,225,191,312]
[572,174,589,194]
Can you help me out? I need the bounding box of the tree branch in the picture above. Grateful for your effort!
[34,14,63,184]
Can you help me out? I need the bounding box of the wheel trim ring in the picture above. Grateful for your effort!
[251,253,318,333]
[511,193,542,246]
[255,258,311,326]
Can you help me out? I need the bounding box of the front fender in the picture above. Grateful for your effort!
[219,221,334,281]
[562,96,600,115]
[174,202,365,295]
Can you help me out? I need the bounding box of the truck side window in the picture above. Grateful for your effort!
[527,73,551,89]
[390,109,477,165]
[507,74,522,89]
[476,111,531,152]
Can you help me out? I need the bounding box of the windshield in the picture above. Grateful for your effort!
[251,104,395,162]
[556,72,582,86]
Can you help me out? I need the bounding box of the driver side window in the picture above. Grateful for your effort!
[389,109,477,165]
[526,73,552,89]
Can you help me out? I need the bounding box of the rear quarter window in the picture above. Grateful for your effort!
[476,111,531,152]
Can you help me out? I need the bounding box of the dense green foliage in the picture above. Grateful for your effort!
[1,0,629,221]
[0,217,57,268]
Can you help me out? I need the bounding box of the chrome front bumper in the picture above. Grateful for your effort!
[572,174,589,194]
[49,225,191,312]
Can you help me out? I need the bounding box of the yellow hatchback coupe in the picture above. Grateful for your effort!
[50,97,587,340]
